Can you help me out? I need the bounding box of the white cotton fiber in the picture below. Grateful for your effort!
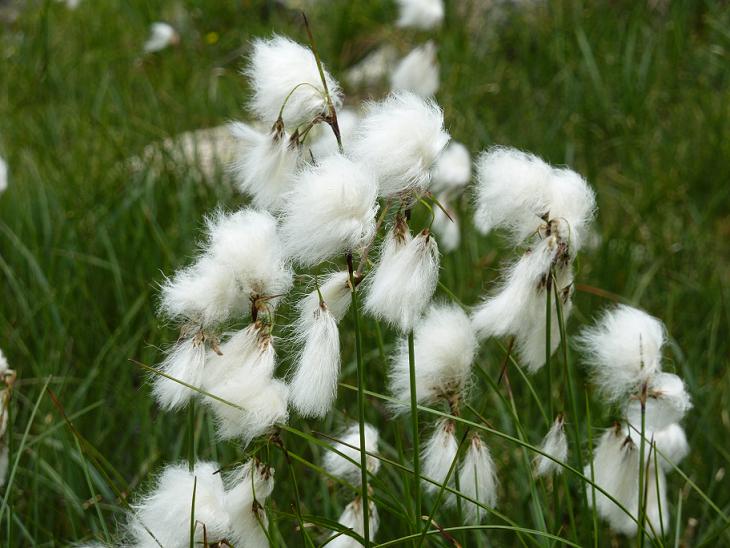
[422,419,458,494]
[323,423,380,484]
[152,337,206,411]
[391,41,439,98]
[457,434,498,524]
[430,141,472,195]
[396,0,444,30]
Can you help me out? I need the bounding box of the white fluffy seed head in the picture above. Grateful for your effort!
[126,461,229,547]
[473,147,596,251]
[652,423,690,471]
[152,337,206,411]
[323,423,380,484]
[625,372,692,432]
[280,154,379,266]
[160,208,293,328]
[396,0,444,30]
[229,122,302,212]
[349,92,450,196]
[577,305,666,404]
[430,141,472,195]
[327,497,379,547]
[144,22,178,53]
[390,41,439,98]
[458,434,498,524]
[389,303,476,412]
[201,325,288,443]
[288,303,341,418]
[0,348,8,375]
[246,35,342,128]
[364,221,440,332]
[307,107,360,160]
[471,236,573,372]
[224,460,275,548]
[431,199,460,253]
[422,419,458,494]
[297,272,353,330]
[0,157,7,194]
[534,415,568,477]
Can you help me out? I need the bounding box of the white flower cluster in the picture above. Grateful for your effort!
[471,147,596,372]
[125,460,274,547]
[0,348,16,489]
[578,305,691,537]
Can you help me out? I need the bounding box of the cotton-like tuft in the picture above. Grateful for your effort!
[625,372,692,432]
[473,147,596,250]
[201,325,289,443]
[389,303,476,411]
[246,35,342,128]
[224,460,275,548]
[577,305,666,404]
[152,337,206,411]
[457,434,498,524]
[307,107,360,159]
[144,22,178,53]
[652,423,689,471]
[349,92,450,196]
[125,461,230,547]
[422,419,458,494]
[430,141,472,195]
[327,498,379,547]
[160,208,293,327]
[431,198,460,253]
[390,41,439,98]
[0,156,7,194]
[280,154,379,266]
[0,444,7,489]
[396,0,444,30]
[471,235,573,372]
[323,423,380,484]
[0,348,8,375]
[297,272,353,329]
[288,302,341,418]
[229,122,301,211]
[534,414,568,477]
[364,221,440,332]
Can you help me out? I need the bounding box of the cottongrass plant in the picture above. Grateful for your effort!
[106,13,703,547]
[0,348,16,488]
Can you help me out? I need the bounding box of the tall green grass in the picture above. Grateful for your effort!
[0,0,728,545]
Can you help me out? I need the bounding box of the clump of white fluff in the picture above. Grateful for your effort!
[126,461,230,547]
[324,423,380,485]
[576,305,666,404]
[364,220,440,332]
[280,154,379,266]
[289,302,341,418]
[308,107,360,159]
[350,92,450,196]
[0,156,7,194]
[160,208,293,327]
[457,434,498,524]
[432,198,460,253]
[473,147,596,251]
[229,122,302,212]
[534,414,568,477]
[152,336,207,411]
[225,460,275,548]
[652,423,689,471]
[625,372,692,432]
[422,419,458,494]
[201,325,289,443]
[396,0,444,30]
[471,235,573,372]
[430,141,472,195]
[144,22,178,53]
[327,498,380,547]
[391,41,439,98]
[297,272,353,329]
[389,303,476,412]
[246,35,342,128]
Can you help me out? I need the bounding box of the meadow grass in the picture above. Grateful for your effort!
[0,0,728,545]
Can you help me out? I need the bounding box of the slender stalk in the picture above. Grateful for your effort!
[653,442,665,538]
[347,255,370,546]
[545,281,553,419]
[585,390,599,548]
[638,387,647,548]
[187,401,196,472]
[408,331,422,527]
[189,476,197,548]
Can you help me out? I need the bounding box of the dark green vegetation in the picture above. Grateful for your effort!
[1,0,728,545]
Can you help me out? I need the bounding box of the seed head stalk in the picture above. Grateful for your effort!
[637,383,647,548]
[408,330,422,529]
[347,253,370,546]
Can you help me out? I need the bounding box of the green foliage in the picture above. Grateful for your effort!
[0,0,728,545]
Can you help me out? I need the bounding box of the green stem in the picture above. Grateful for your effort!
[187,401,196,472]
[348,260,370,546]
[638,392,647,548]
[408,331,422,529]
[585,389,599,548]
[546,282,553,420]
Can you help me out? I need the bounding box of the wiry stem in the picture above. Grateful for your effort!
[187,401,196,472]
[545,277,553,419]
[347,253,370,546]
[638,383,647,548]
[408,330,422,529]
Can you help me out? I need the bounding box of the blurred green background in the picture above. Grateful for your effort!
[0,0,728,545]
